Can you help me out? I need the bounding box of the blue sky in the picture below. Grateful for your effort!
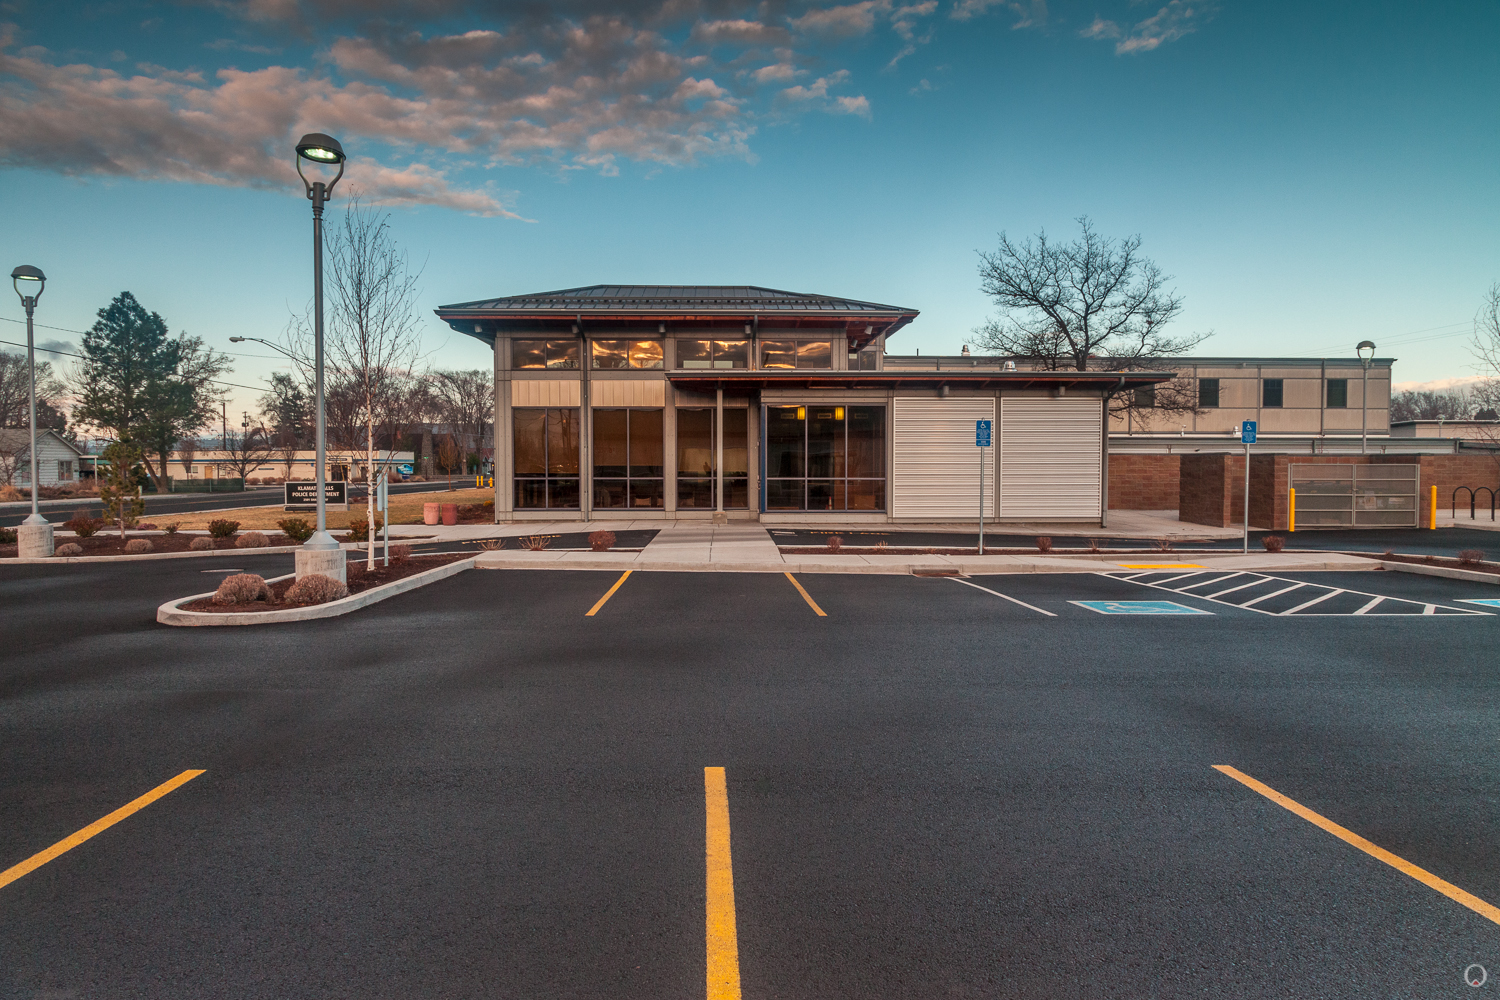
[2,0,1497,422]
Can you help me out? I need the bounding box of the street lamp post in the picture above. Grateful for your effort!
[1357,340,1376,455]
[10,265,53,558]
[293,133,347,582]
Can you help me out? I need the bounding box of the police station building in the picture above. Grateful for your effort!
[436,286,1168,525]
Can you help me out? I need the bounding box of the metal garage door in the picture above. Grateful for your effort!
[998,397,1103,520]
[892,397,996,519]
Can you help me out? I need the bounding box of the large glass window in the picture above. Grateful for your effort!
[512,340,579,370]
[514,407,580,508]
[591,340,663,370]
[676,408,749,508]
[765,404,885,510]
[677,339,749,369]
[592,408,664,509]
[759,340,833,369]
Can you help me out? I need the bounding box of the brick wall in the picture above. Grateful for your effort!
[1108,454,1180,509]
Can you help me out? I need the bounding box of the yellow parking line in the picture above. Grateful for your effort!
[0,769,205,891]
[705,767,742,1000]
[1215,765,1500,926]
[784,572,827,616]
[585,570,632,616]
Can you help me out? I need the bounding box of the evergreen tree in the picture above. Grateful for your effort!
[98,440,144,539]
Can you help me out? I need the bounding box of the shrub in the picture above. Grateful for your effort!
[285,573,348,605]
[1261,535,1285,553]
[276,517,314,543]
[825,535,843,553]
[1153,538,1174,552]
[64,512,102,538]
[162,523,180,536]
[212,573,271,605]
[124,538,154,554]
[0,527,15,544]
[1087,538,1102,553]
[55,542,83,556]
[235,531,269,549]
[476,538,506,551]
[0,484,22,502]
[1035,536,1052,553]
[346,514,383,543]
[1424,554,1437,563]
[390,544,411,564]
[519,535,552,551]
[874,540,888,551]
[207,519,240,539]
[589,529,617,552]
[1382,548,1396,559]
[1458,549,1486,566]
[189,536,215,551]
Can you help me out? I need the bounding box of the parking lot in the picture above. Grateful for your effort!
[2,560,1499,997]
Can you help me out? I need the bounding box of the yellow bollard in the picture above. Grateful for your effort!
[1431,485,1438,529]
[1288,488,1296,532]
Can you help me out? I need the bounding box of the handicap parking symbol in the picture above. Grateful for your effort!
[1072,600,1212,615]
[1460,599,1500,609]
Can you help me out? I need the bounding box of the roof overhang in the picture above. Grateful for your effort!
[665,370,1173,392]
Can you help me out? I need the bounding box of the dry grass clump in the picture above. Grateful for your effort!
[476,538,505,551]
[1458,549,1486,566]
[213,573,271,605]
[0,484,23,502]
[390,544,411,564]
[1153,537,1174,552]
[55,542,83,556]
[519,535,552,551]
[825,535,843,553]
[124,538,154,554]
[235,531,269,549]
[285,573,348,604]
[189,536,215,551]
[1035,536,1052,553]
[589,529,617,552]
[1261,535,1285,553]
[1087,538,1102,553]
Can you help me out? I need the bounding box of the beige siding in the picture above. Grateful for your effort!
[511,378,581,407]
[591,379,665,407]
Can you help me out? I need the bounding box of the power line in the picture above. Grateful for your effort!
[0,337,272,393]
[0,315,291,363]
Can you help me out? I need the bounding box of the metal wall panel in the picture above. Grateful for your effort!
[591,379,665,407]
[892,397,996,519]
[999,397,1103,520]
[511,378,581,407]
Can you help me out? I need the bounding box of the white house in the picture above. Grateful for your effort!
[0,429,87,487]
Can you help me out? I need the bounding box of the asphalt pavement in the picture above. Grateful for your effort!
[2,559,1499,996]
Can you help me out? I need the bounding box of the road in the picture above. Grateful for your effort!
[1,558,1498,996]
[0,480,481,527]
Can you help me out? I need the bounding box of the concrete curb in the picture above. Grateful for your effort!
[1380,561,1500,586]
[3,541,374,566]
[473,551,1378,576]
[156,557,476,626]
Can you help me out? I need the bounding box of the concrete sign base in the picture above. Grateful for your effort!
[295,546,347,584]
[17,523,53,559]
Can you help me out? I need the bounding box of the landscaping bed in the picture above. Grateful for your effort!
[778,545,1229,556]
[177,553,470,614]
[0,532,296,558]
[1358,550,1500,577]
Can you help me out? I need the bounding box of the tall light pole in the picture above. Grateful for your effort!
[11,265,52,558]
[1357,340,1376,455]
[294,132,347,581]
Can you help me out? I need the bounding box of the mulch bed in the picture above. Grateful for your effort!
[178,553,470,614]
[778,546,1222,556]
[1357,551,1500,576]
[0,532,299,558]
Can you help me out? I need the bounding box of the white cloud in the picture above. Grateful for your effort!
[690,19,791,46]
[950,0,1046,27]
[1083,0,1215,54]
[790,2,890,38]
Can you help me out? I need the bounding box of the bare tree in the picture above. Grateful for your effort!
[431,369,494,467]
[219,426,276,483]
[1467,283,1500,474]
[0,353,68,429]
[1390,388,1475,423]
[974,216,1210,420]
[175,437,199,486]
[291,195,423,571]
[274,428,300,481]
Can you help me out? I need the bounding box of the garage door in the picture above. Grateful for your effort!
[892,397,996,519]
[999,397,1102,520]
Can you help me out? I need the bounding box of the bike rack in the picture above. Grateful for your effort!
[1451,485,1497,521]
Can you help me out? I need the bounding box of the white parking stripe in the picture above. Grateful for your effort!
[949,577,1057,616]
[1424,604,1437,615]
[1153,571,1209,586]
[1280,589,1344,615]
[1176,573,1244,592]
[1240,583,1308,608]
[1208,577,1269,599]
[1353,596,1385,615]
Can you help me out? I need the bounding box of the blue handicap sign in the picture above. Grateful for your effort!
[1071,600,1212,615]
[1459,599,1500,608]
[1241,420,1257,444]
[976,419,992,447]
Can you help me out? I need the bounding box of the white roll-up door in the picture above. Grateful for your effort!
[998,396,1102,520]
[892,397,996,519]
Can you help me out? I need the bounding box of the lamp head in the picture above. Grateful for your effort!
[1356,340,1376,364]
[228,337,245,343]
[11,264,44,304]
[294,132,346,199]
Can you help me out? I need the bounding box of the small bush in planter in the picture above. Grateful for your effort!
[519,535,552,551]
[589,529,616,552]
[276,517,314,543]
[213,573,271,605]
[207,519,240,539]
[162,523,180,536]
[64,512,102,538]
[0,527,15,544]
[285,573,348,604]
[346,514,383,543]
[1458,549,1486,566]
[189,536,215,551]
[1153,537,1174,552]
[124,538,154,554]
[236,531,269,549]
[1262,535,1285,553]
[1035,536,1052,553]
[390,544,411,564]
[825,535,843,553]
[56,542,84,556]
[1087,538,1102,553]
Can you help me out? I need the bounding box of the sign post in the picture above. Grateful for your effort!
[378,471,390,566]
[976,419,993,555]
[1241,420,1257,553]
